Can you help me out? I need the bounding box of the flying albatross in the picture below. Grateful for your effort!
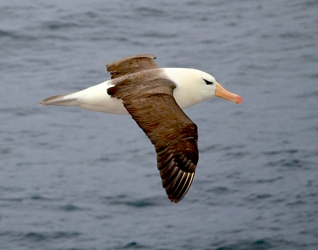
[39,54,242,203]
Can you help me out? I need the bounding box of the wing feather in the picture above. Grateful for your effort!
[108,76,198,203]
[106,54,159,79]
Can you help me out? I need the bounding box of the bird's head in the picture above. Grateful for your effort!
[197,70,242,105]
[164,68,242,108]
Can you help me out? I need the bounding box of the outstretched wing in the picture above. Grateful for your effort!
[106,54,159,79]
[108,77,198,203]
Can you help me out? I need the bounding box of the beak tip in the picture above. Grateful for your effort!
[236,95,242,105]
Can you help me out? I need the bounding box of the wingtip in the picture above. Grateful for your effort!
[170,198,180,203]
[166,171,195,203]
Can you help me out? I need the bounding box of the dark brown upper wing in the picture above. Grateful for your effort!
[106,54,159,79]
[108,77,198,203]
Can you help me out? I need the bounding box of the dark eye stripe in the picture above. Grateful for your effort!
[203,79,213,85]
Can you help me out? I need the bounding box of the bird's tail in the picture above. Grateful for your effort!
[39,92,80,106]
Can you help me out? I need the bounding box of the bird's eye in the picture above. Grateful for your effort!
[203,79,214,85]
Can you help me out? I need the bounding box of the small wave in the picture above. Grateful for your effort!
[200,144,246,154]
[42,21,80,31]
[209,186,231,194]
[0,29,37,41]
[111,198,158,208]
[213,237,314,250]
[244,193,273,202]
[214,239,274,250]
[59,204,86,212]
[263,149,298,155]
[267,158,312,169]
[0,230,81,243]
[102,194,159,208]
[134,7,166,17]
[118,241,148,249]
[23,231,81,242]
[0,107,40,117]
[308,73,318,79]
[0,186,25,193]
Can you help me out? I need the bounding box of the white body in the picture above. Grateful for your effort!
[42,68,217,115]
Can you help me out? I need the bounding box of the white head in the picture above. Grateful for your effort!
[164,68,242,109]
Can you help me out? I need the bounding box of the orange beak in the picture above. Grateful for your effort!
[215,82,242,104]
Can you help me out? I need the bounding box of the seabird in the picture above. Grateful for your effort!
[39,54,242,203]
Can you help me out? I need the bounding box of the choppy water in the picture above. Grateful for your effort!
[1,0,318,249]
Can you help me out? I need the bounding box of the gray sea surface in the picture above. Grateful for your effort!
[1,0,318,249]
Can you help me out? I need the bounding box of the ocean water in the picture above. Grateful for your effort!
[1,0,318,249]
